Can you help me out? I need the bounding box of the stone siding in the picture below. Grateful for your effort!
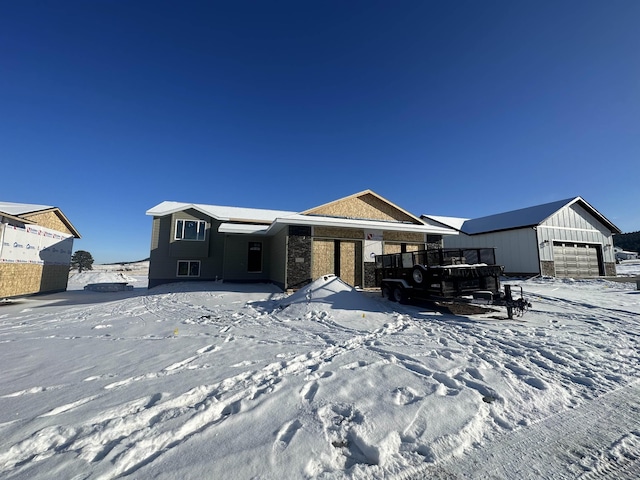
[604,262,616,277]
[540,261,555,277]
[364,263,377,289]
[286,226,312,289]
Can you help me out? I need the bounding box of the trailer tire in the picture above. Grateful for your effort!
[381,285,392,300]
[392,286,406,303]
[412,266,426,285]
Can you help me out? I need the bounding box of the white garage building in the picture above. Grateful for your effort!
[422,197,620,278]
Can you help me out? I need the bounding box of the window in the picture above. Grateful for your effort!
[175,219,206,241]
[177,260,200,277]
[247,242,262,273]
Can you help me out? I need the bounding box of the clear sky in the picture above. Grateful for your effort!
[2,1,639,264]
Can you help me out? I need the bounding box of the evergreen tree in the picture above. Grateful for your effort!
[614,231,640,253]
[70,250,94,273]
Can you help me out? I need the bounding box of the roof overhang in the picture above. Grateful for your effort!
[266,214,458,236]
[218,223,270,235]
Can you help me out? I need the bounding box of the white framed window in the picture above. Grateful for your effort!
[175,219,206,241]
[177,260,200,277]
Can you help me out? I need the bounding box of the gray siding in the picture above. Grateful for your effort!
[148,209,225,286]
[223,235,271,282]
[269,228,287,289]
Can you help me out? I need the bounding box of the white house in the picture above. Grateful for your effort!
[614,247,638,262]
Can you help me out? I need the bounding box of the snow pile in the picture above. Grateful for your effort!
[275,274,393,329]
[68,271,139,287]
[0,278,639,479]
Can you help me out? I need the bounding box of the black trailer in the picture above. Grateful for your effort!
[375,248,530,319]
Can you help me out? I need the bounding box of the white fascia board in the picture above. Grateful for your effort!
[268,215,458,235]
[218,223,270,235]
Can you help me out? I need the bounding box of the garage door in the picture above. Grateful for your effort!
[553,242,601,277]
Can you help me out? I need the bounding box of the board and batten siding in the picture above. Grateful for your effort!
[536,203,616,264]
[444,228,539,275]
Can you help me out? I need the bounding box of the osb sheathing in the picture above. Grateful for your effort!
[0,263,68,298]
[22,211,74,235]
[313,227,364,239]
[383,231,425,243]
[307,193,418,223]
[383,243,424,255]
[312,239,334,279]
[340,241,357,286]
[384,243,402,254]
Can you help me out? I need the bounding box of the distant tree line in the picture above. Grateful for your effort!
[614,231,640,253]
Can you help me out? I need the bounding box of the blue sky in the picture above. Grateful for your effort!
[2,1,639,263]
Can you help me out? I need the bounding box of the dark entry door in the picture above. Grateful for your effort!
[248,242,262,273]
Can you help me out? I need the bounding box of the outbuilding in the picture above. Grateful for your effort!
[422,197,620,278]
[0,202,81,298]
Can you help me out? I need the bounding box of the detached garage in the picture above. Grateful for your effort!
[422,197,621,278]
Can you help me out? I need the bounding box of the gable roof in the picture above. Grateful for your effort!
[147,191,459,236]
[423,197,621,235]
[302,190,425,225]
[0,201,81,238]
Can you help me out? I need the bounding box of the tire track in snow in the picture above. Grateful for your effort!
[400,381,640,480]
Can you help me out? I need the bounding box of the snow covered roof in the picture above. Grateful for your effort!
[0,201,55,216]
[0,201,81,238]
[146,201,296,224]
[421,215,468,232]
[424,197,621,235]
[147,198,459,236]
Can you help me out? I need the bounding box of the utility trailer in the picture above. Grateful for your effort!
[375,248,530,319]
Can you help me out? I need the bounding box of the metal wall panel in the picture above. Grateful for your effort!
[443,228,539,274]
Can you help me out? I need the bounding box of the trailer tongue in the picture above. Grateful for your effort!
[374,248,531,319]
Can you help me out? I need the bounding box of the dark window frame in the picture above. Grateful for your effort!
[177,260,201,277]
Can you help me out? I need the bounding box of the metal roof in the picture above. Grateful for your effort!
[424,197,621,235]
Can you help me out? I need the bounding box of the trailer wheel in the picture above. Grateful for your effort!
[392,286,405,303]
[381,285,392,300]
[412,266,425,285]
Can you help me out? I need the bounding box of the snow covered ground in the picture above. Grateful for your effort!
[1,265,639,479]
